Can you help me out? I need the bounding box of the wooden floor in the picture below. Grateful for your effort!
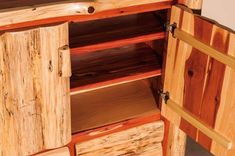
[71,80,160,133]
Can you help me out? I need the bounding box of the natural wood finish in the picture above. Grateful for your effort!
[165,99,232,149]
[162,5,235,154]
[35,147,70,156]
[75,121,164,156]
[0,0,172,28]
[0,1,172,31]
[72,112,161,142]
[174,28,235,70]
[69,112,161,156]
[71,32,165,54]
[178,0,203,9]
[70,12,165,53]
[210,28,235,156]
[71,80,160,133]
[0,23,71,155]
[0,1,95,27]
[166,124,186,156]
[70,43,162,94]
[58,45,72,77]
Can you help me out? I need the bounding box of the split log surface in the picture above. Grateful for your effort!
[0,23,71,155]
[161,5,235,155]
[0,0,172,28]
[75,121,164,156]
[35,147,70,156]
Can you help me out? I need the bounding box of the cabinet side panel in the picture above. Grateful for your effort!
[0,23,71,155]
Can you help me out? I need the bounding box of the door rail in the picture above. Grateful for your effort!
[158,90,232,150]
[167,23,235,69]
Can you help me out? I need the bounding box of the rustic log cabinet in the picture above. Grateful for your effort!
[0,0,234,156]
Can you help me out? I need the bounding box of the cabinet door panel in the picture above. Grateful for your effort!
[0,23,71,156]
[161,5,235,155]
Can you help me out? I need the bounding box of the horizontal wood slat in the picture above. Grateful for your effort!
[173,28,235,69]
[164,99,232,149]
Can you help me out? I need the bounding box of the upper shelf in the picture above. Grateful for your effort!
[70,43,162,95]
[0,0,172,31]
[70,11,166,53]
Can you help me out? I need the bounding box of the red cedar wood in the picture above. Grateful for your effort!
[197,21,229,149]
[179,14,213,143]
[163,5,232,151]
[70,43,162,94]
[179,11,229,150]
[69,11,166,53]
[71,32,165,54]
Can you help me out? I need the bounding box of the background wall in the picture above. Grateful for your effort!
[202,0,235,31]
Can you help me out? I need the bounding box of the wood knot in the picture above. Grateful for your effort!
[48,60,53,72]
[188,69,194,77]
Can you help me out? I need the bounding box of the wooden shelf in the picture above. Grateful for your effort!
[69,12,165,54]
[70,43,162,94]
[71,80,160,134]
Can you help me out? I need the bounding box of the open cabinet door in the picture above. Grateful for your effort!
[0,23,71,155]
[161,5,235,156]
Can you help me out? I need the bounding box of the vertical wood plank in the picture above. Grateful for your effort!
[198,24,229,149]
[0,23,71,155]
[179,15,212,142]
[211,32,235,156]
[166,124,186,156]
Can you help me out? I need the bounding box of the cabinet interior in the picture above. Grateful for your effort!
[69,10,167,134]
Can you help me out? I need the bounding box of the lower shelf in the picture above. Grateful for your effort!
[70,43,162,94]
[71,80,160,133]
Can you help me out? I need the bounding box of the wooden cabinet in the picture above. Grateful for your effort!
[0,0,234,156]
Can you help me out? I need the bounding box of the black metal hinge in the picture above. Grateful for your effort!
[157,89,170,104]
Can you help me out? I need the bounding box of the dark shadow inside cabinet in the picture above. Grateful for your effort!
[68,10,167,134]
[185,137,214,156]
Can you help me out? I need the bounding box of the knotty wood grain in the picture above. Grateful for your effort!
[210,29,235,156]
[0,0,172,28]
[162,5,235,154]
[75,121,164,156]
[0,23,71,155]
[0,1,172,31]
[35,147,70,156]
